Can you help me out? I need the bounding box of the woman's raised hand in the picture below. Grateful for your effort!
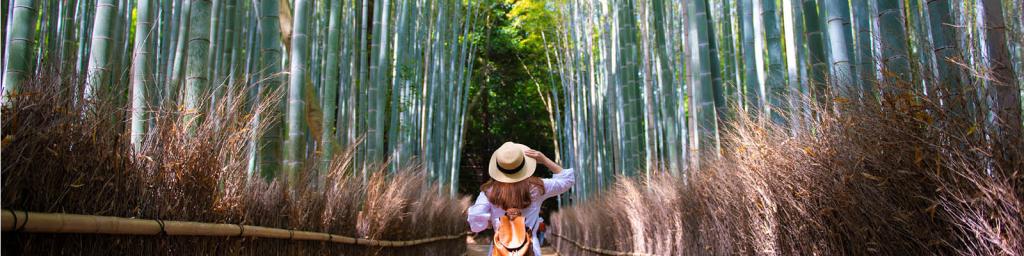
[525,149,563,172]
[524,149,549,163]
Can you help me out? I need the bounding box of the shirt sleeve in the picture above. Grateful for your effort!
[542,168,575,199]
[467,192,492,232]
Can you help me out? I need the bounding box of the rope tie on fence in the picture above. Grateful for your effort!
[155,218,167,236]
[7,209,19,232]
[0,209,471,248]
[16,209,28,232]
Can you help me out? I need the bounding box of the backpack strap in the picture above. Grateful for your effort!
[505,208,522,218]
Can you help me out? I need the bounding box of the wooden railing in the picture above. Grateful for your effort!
[550,232,659,256]
[2,209,470,247]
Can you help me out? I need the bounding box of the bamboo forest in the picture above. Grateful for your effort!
[2,0,1023,254]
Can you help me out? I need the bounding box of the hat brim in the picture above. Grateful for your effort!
[488,144,537,183]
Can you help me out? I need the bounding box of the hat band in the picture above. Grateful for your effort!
[497,159,525,174]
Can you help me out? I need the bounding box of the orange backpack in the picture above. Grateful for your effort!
[492,208,533,256]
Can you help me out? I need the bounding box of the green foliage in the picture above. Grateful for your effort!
[460,0,562,197]
[506,0,556,49]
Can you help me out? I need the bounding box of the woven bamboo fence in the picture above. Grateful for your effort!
[1,209,470,247]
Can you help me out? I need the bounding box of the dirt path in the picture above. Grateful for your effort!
[466,245,558,256]
[465,236,559,256]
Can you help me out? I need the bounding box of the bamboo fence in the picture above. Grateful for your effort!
[1,209,470,247]
[550,232,658,256]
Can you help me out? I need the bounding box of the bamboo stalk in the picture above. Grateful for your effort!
[783,0,808,133]
[689,0,721,165]
[320,0,343,173]
[131,0,155,150]
[762,0,787,125]
[2,0,40,100]
[256,0,284,179]
[875,0,910,86]
[84,0,119,99]
[168,0,194,102]
[740,0,760,115]
[851,0,875,95]
[184,0,213,124]
[823,0,855,97]
[803,0,828,104]
[1,210,470,247]
[284,0,311,183]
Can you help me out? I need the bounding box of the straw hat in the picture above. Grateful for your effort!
[488,142,537,183]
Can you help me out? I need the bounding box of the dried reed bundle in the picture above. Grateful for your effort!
[1,75,469,255]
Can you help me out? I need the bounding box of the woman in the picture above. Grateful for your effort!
[468,142,575,256]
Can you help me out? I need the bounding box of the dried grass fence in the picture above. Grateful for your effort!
[1,76,470,255]
[552,95,1023,255]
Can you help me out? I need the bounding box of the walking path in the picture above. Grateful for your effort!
[465,236,558,256]
[466,244,558,256]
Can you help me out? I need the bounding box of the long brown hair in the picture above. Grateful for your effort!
[481,177,546,210]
